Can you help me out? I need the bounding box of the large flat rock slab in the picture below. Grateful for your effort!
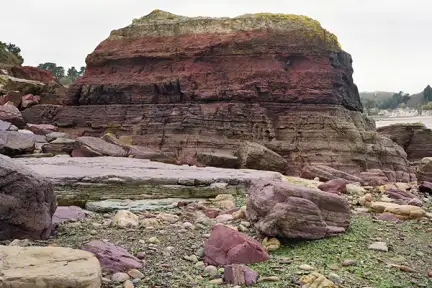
[0,245,102,288]
[15,157,283,206]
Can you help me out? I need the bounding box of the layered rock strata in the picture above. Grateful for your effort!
[22,10,415,182]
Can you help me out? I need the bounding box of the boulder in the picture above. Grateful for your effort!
[46,131,70,142]
[52,206,87,225]
[0,245,101,288]
[377,123,432,161]
[21,93,40,108]
[0,103,25,128]
[301,165,363,183]
[26,123,58,135]
[384,188,419,205]
[2,91,22,106]
[419,181,432,194]
[204,225,269,266]
[112,210,139,228]
[236,141,286,173]
[247,180,351,239]
[417,157,432,183]
[369,202,426,220]
[318,178,349,194]
[0,154,56,240]
[223,264,258,286]
[42,138,75,154]
[196,151,240,169]
[82,240,143,273]
[0,130,35,155]
[72,136,128,157]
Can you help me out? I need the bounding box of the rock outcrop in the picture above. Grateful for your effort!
[377,123,432,161]
[21,10,414,182]
[417,157,432,183]
[246,179,351,239]
[0,154,56,240]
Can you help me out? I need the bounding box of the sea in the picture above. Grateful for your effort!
[374,116,432,129]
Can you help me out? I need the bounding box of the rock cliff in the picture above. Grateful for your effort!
[22,10,415,182]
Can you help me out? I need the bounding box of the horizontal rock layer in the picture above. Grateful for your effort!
[23,103,415,182]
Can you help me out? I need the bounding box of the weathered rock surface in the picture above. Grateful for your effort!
[0,245,102,288]
[247,180,351,239]
[82,240,143,273]
[52,206,87,225]
[85,198,205,212]
[0,103,25,127]
[417,157,432,183]
[42,137,76,154]
[224,264,258,286]
[22,10,414,181]
[369,202,426,220]
[301,165,363,183]
[26,123,58,135]
[15,156,282,206]
[377,123,432,161]
[72,136,128,157]
[318,178,349,194]
[0,154,56,240]
[237,141,287,173]
[0,130,35,155]
[204,225,269,265]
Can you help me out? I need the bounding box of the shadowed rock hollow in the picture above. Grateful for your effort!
[23,10,415,182]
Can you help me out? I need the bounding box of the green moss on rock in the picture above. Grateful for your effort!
[110,9,341,50]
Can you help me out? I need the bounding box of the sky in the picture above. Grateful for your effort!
[1,0,430,93]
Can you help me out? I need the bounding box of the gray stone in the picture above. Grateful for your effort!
[42,138,76,155]
[85,198,205,212]
[0,130,35,155]
[46,132,70,142]
[0,119,11,131]
[0,104,25,128]
[368,242,388,252]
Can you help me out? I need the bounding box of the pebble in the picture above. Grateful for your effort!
[147,237,160,244]
[102,277,112,284]
[128,269,144,279]
[203,233,211,238]
[8,239,31,247]
[184,255,199,263]
[166,246,175,252]
[428,271,432,278]
[156,213,180,223]
[209,278,224,285]
[240,221,251,227]
[183,222,194,229]
[136,251,146,259]
[258,276,281,282]
[238,224,248,232]
[90,230,98,235]
[299,264,315,271]
[123,280,134,288]
[342,259,357,266]
[195,261,205,269]
[368,242,388,252]
[203,265,218,277]
[111,272,130,282]
[195,247,205,258]
[215,214,233,223]
[328,273,343,284]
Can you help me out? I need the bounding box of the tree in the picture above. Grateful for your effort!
[78,66,85,77]
[37,62,65,79]
[423,85,432,103]
[67,67,79,79]
[362,98,377,114]
[0,41,24,65]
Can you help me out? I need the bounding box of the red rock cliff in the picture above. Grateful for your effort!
[23,10,415,182]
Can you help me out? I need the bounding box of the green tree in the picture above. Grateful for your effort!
[78,66,85,77]
[423,85,432,103]
[38,62,65,79]
[362,98,377,114]
[0,41,24,65]
[67,66,79,79]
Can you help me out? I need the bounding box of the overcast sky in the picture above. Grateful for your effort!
[1,0,430,93]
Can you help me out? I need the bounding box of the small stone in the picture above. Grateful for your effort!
[240,221,251,227]
[90,230,98,235]
[342,259,357,266]
[195,247,205,258]
[8,239,31,247]
[147,237,160,244]
[399,265,416,273]
[328,273,343,284]
[184,255,199,263]
[111,272,130,282]
[136,252,146,259]
[209,278,224,285]
[232,206,246,220]
[428,271,432,278]
[166,246,175,252]
[183,222,194,229]
[102,277,112,284]
[262,237,281,252]
[215,214,233,223]
[299,264,315,271]
[128,269,144,279]
[156,213,179,223]
[141,218,160,227]
[416,251,425,257]
[112,210,139,228]
[195,261,205,269]
[203,233,211,238]
[368,242,388,252]
[238,224,248,232]
[203,265,218,277]
[258,276,280,282]
[123,280,134,288]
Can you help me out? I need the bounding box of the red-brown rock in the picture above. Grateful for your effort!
[72,136,128,157]
[26,123,58,135]
[247,180,351,239]
[2,91,22,107]
[204,225,269,266]
[301,165,362,183]
[20,11,415,181]
[21,94,40,109]
[377,123,432,161]
[10,66,56,83]
[318,178,349,194]
[0,104,25,128]
[0,154,56,240]
[224,264,258,286]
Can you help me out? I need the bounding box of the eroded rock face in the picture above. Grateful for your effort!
[246,180,351,239]
[377,123,432,161]
[0,154,56,240]
[417,157,432,183]
[0,104,25,128]
[21,10,414,181]
[72,136,128,157]
[0,130,35,155]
